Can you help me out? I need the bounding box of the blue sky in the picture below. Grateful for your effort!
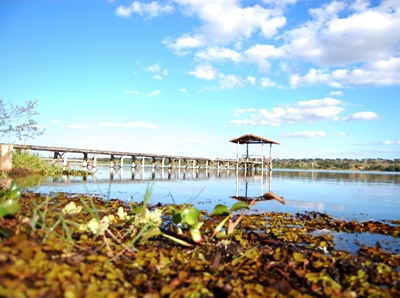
[1,0,399,159]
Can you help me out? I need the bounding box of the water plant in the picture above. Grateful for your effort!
[0,181,21,217]
[210,200,252,239]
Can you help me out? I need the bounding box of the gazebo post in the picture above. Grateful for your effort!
[262,142,264,171]
[270,143,273,170]
[237,141,239,161]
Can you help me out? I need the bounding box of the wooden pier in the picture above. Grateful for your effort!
[12,133,280,173]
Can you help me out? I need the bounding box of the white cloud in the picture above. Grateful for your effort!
[125,90,140,94]
[145,90,161,97]
[51,120,60,125]
[260,77,276,88]
[231,98,345,126]
[115,1,174,18]
[100,122,159,129]
[189,64,217,80]
[146,64,160,72]
[178,88,186,92]
[373,148,392,152]
[219,74,242,89]
[130,0,400,88]
[195,47,242,63]
[332,131,346,136]
[67,125,90,129]
[244,44,283,72]
[383,140,394,145]
[233,108,255,117]
[277,131,327,139]
[342,111,379,122]
[329,91,343,96]
[290,57,400,87]
[145,64,168,79]
[283,1,400,65]
[164,34,204,55]
[171,0,286,46]
[247,76,256,85]
[284,1,400,87]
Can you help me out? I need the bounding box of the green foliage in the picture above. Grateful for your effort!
[0,181,21,235]
[273,158,400,171]
[210,201,250,239]
[0,98,45,142]
[12,150,63,175]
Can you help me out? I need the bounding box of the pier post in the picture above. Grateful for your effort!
[142,157,145,169]
[0,144,13,173]
[63,152,68,171]
[162,157,165,168]
[131,156,136,169]
[52,152,59,166]
[110,155,115,169]
[262,142,264,172]
[93,154,97,171]
[270,143,273,170]
[120,156,124,169]
[82,153,88,171]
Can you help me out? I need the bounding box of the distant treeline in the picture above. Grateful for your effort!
[272,158,400,172]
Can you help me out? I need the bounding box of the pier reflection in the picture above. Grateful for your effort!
[106,167,240,182]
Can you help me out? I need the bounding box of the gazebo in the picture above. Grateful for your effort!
[229,133,280,170]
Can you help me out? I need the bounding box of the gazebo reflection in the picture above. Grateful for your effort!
[231,170,285,205]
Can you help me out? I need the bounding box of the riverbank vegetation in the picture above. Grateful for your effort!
[0,183,399,297]
[273,158,400,172]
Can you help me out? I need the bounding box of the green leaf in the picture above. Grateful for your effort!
[211,204,231,216]
[231,201,249,212]
[181,207,200,226]
[0,199,21,217]
[130,206,143,215]
[169,205,182,224]
[9,188,21,200]
[10,181,18,191]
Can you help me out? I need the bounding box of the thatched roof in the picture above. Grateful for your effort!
[229,133,280,145]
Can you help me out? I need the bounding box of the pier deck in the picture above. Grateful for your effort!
[13,144,273,172]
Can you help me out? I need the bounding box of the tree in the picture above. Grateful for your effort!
[0,98,45,143]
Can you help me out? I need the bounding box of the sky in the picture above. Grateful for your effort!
[1,0,399,160]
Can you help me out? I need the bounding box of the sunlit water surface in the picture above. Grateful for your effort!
[27,167,400,253]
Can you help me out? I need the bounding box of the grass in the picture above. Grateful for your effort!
[12,150,63,175]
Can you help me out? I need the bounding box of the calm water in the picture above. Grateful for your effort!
[29,166,400,222]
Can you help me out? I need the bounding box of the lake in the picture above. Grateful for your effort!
[29,166,400,221]
[26,166,400,253]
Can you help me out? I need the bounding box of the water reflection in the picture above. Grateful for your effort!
[272,169,400,184]
[25,167,400,221]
